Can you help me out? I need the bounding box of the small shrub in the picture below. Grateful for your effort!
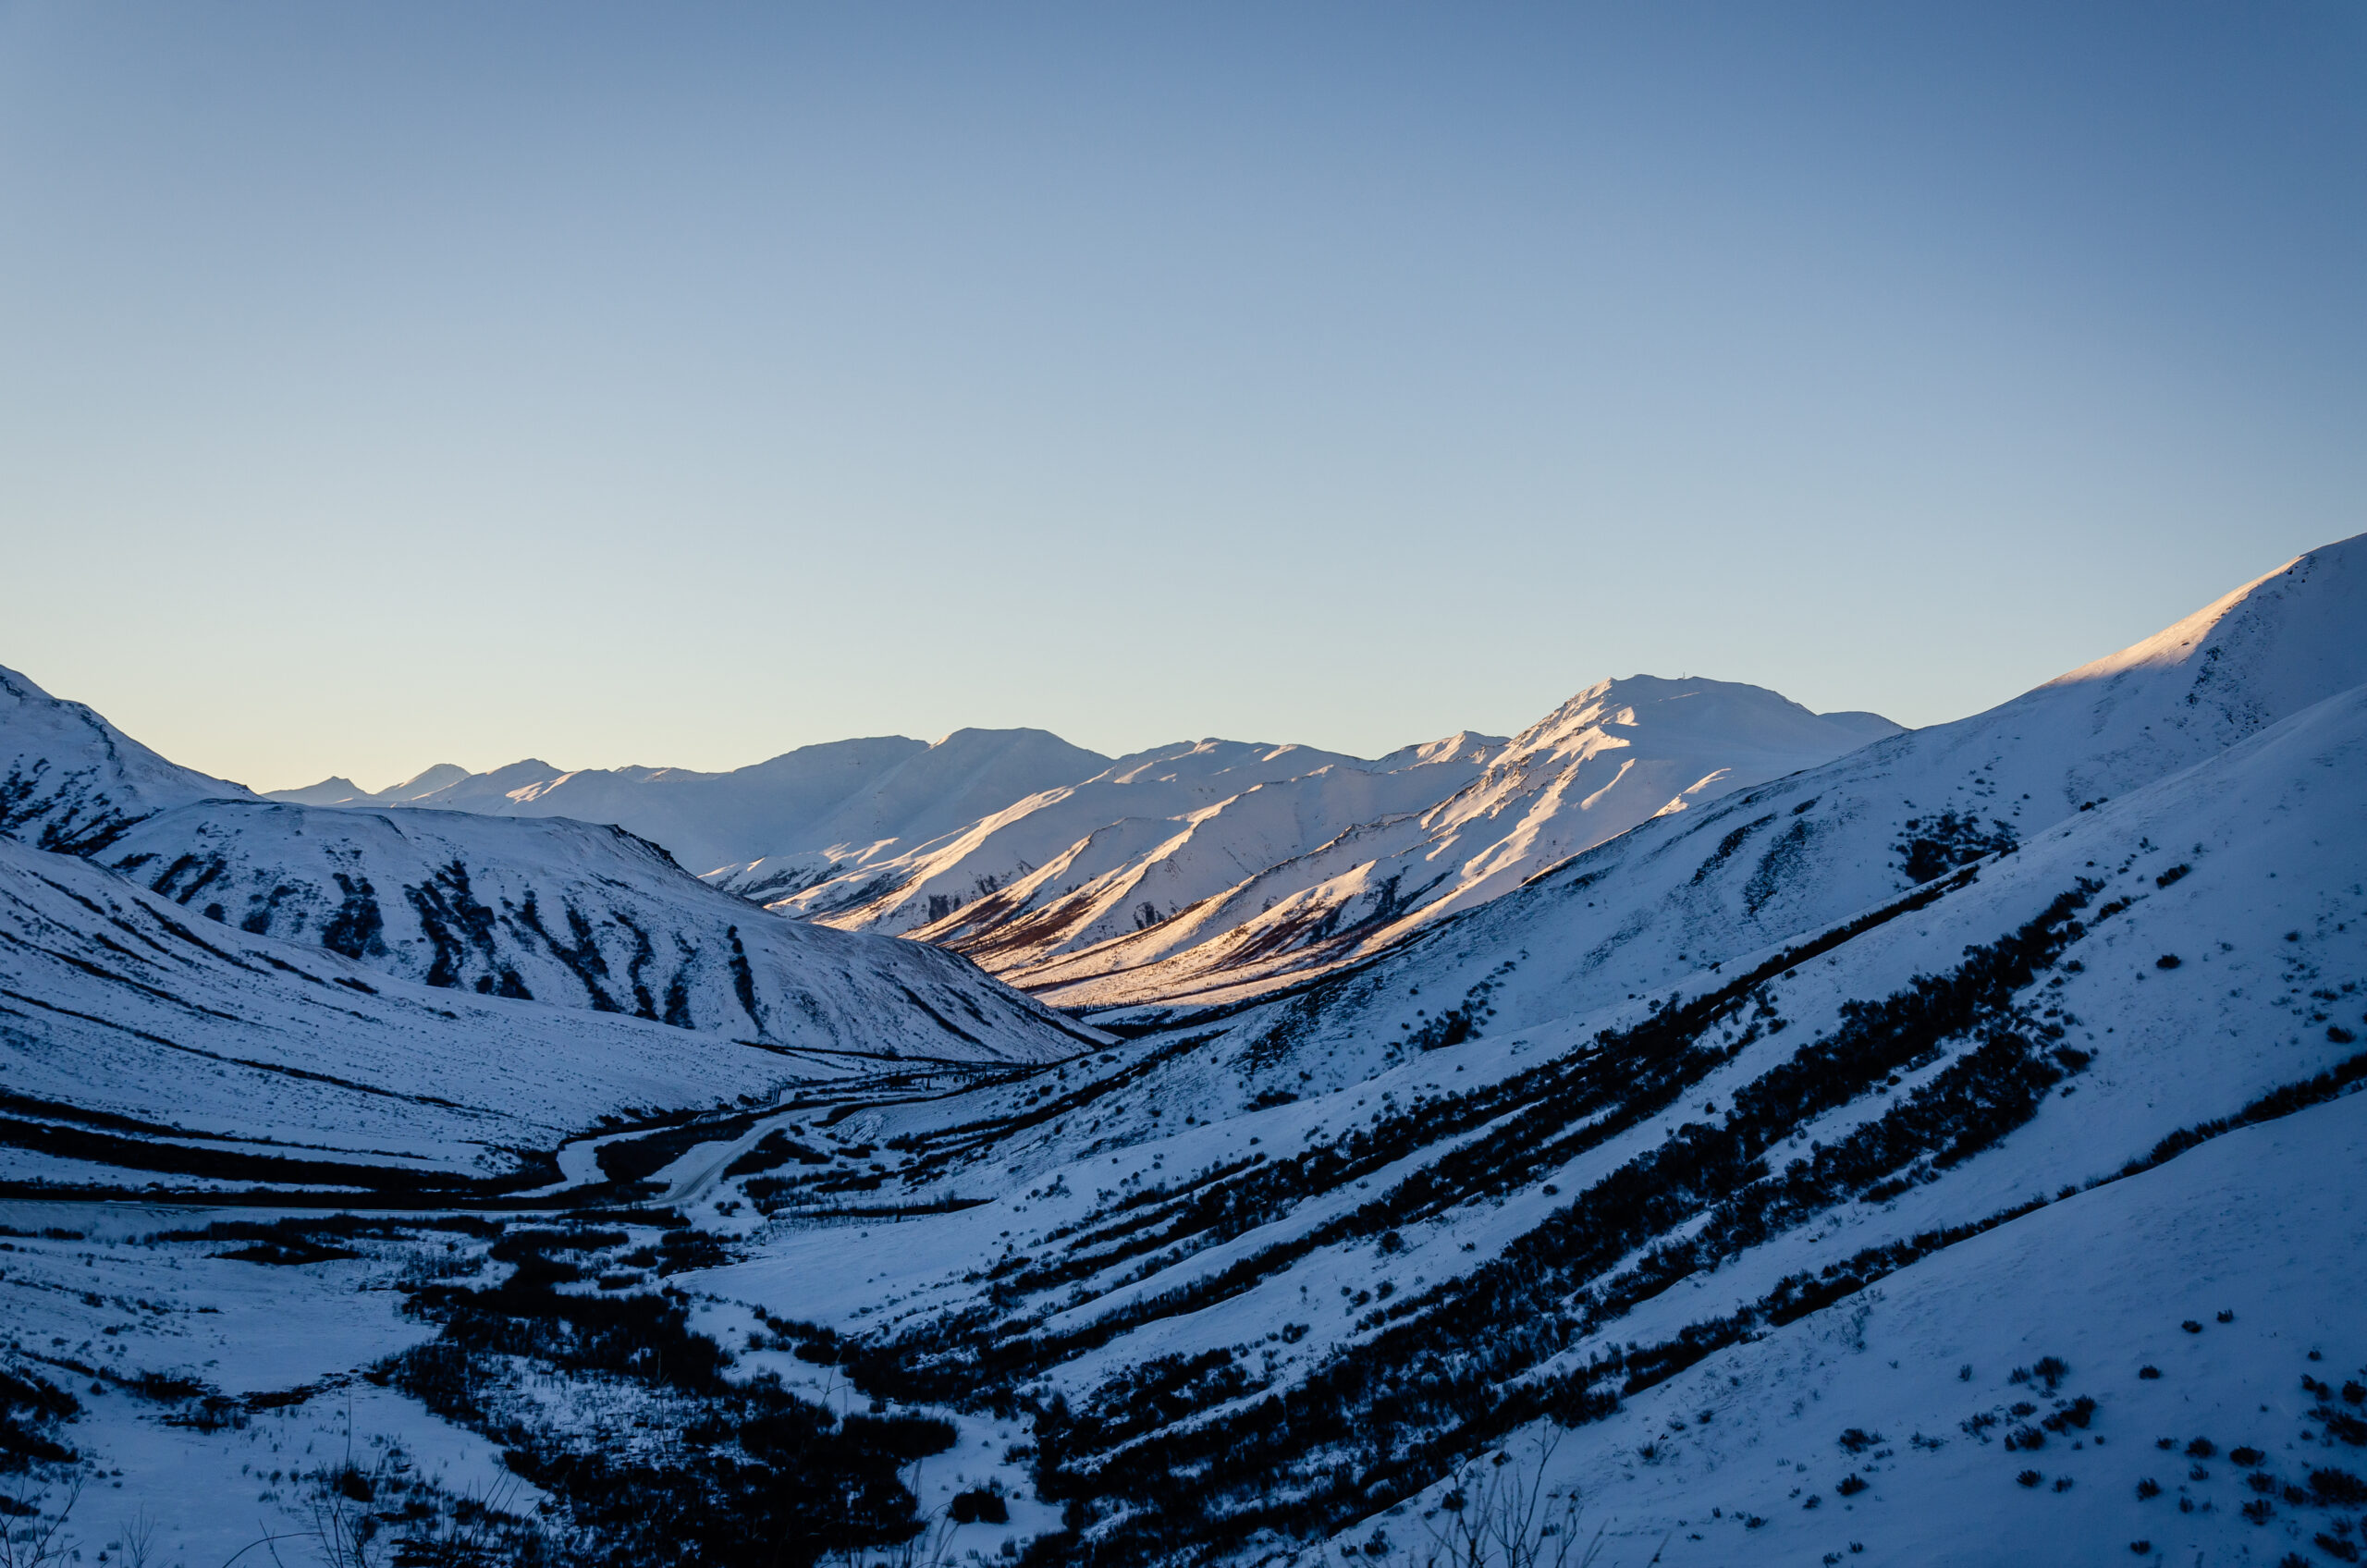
[2230,1447,2263,1466]
[2310,1467,2367,1505]
[2186,1439,2215,1459]
[2139,1366,2162,1379]
[1835,1474,1868,1497]
[2241,1498,2274,1525]
[2043,1397,2098,1433]
[2155,955,2182,970]
[2016,1470,2042,1488]
[2181,1320,2203,1334]
[2136,1478,2160,1499]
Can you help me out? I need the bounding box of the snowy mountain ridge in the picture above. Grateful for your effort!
[270,729,1114,877]
[0,664,255,852]
[975,677,1904,1011]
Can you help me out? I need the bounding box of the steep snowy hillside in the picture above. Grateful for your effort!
[1063,537,2367,1024]
[89,800,1096,1063]
[276,729,1112,876]
[723,735,1486,937]
[1007,679,1900,1010]
[0,664,253,853]
[0,834,810,1195]
[687,670,2367,1566]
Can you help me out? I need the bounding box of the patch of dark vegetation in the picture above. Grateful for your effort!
[215,1238,363,1266]
[723,1130,833,1179]
[0,1111,497,1194]
[0,1361,79,1468]
[389,1221,950,1566]
[1894,811,2017,885]
[1745,816,1820,915]
[1692,815,1777,885]
[595,1114,763,1186]
[0,752,153,853]
[239,881,304,936]
[405,861,529,997]
[321,872,391,960]
[725,925,763,1031]
[613,913,661,1021]
[513,893,620,1012]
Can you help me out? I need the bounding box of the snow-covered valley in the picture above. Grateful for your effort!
[1,537,2362,1568]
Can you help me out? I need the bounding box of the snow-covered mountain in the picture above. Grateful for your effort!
[716,732,1483,927]
[961,679,1900,1010]
[0,664,1100,1066]
[270,728,1112,876]
[0,664,254,852]
[93,800,1097,1061]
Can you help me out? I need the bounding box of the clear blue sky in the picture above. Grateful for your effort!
[3,3,2360,790]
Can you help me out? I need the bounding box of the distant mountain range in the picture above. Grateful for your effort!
[265,729,1113,876]
[265,678,1906,1011]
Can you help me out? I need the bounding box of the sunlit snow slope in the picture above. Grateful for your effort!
[995,679,1900,1010]
[724,734,1490,938]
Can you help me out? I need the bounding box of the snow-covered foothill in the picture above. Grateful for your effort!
[92,798,1097,1062]
[0,833,826,1190]
[0,664,253,854]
